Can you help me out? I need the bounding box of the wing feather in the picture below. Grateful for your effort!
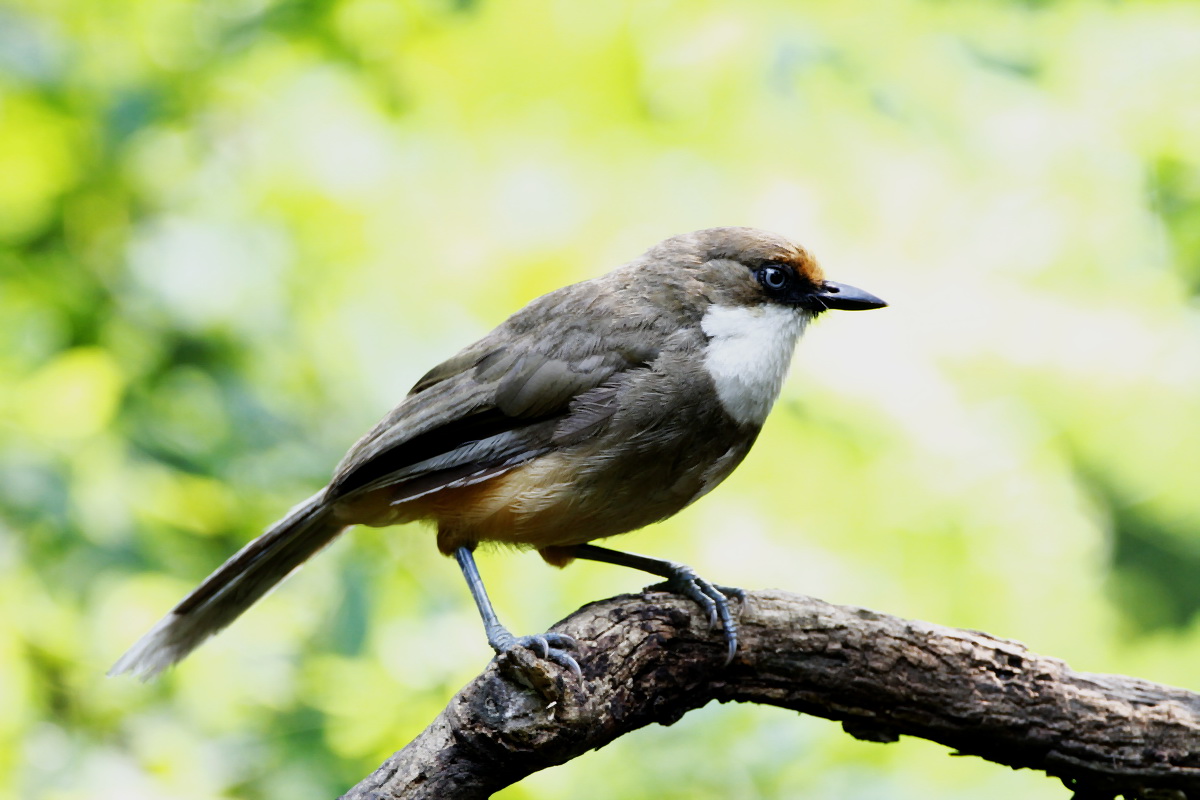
[327,284,662,502]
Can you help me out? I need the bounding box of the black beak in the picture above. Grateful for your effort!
[812,281,887,311]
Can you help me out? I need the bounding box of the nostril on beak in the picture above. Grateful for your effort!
[814,281,887,310]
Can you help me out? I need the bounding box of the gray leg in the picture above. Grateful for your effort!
[563,544,743,665]
[454,546,581,676]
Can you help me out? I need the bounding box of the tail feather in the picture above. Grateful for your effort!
[109,490,345,679]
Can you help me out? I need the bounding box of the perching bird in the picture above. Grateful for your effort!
[110,227,885,679]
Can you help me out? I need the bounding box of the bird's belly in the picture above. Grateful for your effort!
[414,448,708,554]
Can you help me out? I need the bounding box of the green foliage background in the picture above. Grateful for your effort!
[3,1,1200,797]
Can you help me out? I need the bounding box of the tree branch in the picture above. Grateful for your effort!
[340,590,1200,800]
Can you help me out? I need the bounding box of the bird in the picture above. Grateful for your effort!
[110,226,886,679]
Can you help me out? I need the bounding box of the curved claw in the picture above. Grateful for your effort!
[529,634,550,659]
[496,632,582,678]
[716,585,747,602]
[542,645,582,678]
[665,567,742,666]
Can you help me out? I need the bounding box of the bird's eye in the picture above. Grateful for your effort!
[758,265,789,291]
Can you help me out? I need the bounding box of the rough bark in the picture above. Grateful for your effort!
[341,589,1200,800]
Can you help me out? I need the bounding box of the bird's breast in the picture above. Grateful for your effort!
[423,403,753,553]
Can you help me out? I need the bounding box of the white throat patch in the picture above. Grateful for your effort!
[701,303,810,426]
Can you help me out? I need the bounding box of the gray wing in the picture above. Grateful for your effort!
[325,285,663,502]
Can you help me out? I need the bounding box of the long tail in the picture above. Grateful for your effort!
[109,490,346,679]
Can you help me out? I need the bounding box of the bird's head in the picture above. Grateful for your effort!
[645,226,886,315]
[632,227,886,427]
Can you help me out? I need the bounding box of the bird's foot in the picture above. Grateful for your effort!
[661,565,744,665]
[490,629,582,678]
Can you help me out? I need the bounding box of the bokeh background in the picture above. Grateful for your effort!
[4,1,1200,798]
